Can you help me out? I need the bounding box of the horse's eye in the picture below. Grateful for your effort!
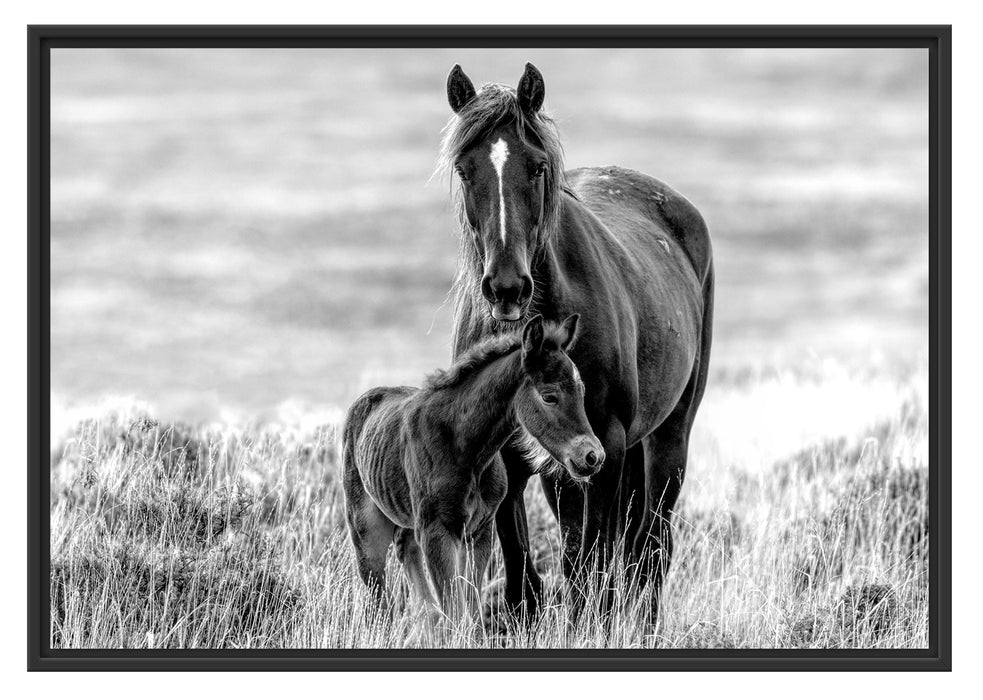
[455,167,470,183]
[533,163,547,178]
[540,393,558,405]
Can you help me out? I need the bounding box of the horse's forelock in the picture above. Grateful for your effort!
[437,84,565,235]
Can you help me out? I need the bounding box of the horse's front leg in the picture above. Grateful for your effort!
[495,445,543,617]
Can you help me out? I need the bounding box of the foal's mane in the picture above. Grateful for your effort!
[422,321,568,393]
[436,83,568,331]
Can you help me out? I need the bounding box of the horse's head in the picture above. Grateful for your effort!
[514,314,604,481]
[444,63,562,323]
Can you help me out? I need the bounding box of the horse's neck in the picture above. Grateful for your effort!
[530,208,576,311]
[530,192,605,310]
[446,349,524,462]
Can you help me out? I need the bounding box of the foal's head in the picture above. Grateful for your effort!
[442,63,564,323]
[515,314,604,481]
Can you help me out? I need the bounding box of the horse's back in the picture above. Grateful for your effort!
[566,166,712,285]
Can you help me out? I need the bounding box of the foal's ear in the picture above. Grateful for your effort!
[517,62,546,115]
[447,64,477,114]
[558,313,580,351]
[522,314,546,359]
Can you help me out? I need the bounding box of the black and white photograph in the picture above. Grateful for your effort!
[33,27,948,665]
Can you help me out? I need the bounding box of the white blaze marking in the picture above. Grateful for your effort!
[490,138,510,243]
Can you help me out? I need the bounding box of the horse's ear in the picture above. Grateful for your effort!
[517,62,545,115]
[558,313,580,351]
[447,64,477,114]
[522,314,545,359]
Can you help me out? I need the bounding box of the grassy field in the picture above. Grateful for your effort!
[49,48,930,648]
[50,359,928,649]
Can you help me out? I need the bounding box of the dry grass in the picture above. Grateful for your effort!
[49,360,929,649]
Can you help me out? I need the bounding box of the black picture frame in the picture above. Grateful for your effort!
[27,24,952,671]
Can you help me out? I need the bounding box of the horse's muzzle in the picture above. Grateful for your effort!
[482,267,533,321]
[490,300,523,322]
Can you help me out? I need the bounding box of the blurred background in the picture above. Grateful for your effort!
[50,48,929,425]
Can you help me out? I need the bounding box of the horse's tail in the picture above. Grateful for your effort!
[692,258,714,414]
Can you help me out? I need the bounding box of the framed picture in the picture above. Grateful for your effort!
[28,25,951,671]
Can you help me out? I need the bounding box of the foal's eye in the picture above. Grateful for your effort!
[540,393,558,405]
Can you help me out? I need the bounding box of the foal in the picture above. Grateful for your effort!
[342,314,604,615]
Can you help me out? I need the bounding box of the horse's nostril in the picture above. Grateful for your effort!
[480,275,496,302]
[519,274,534,302]
[585,450,598,467]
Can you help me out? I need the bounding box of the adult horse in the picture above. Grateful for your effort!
[441,63,714,615]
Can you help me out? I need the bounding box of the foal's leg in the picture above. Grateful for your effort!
[396,527,443,647]
[345,490,396,601]
[468,520,499,628]
[453,520,496,622]
[342,432,397,601]
[417,517,465,617]
[470,520,496,595]
[395,528,438,609]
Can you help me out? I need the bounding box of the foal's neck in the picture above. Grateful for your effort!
[445,349,525,465]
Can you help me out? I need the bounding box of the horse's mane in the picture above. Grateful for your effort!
[422,320,568,393]
[436,83,567,336]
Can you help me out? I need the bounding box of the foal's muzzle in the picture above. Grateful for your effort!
[566,436,606,480]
